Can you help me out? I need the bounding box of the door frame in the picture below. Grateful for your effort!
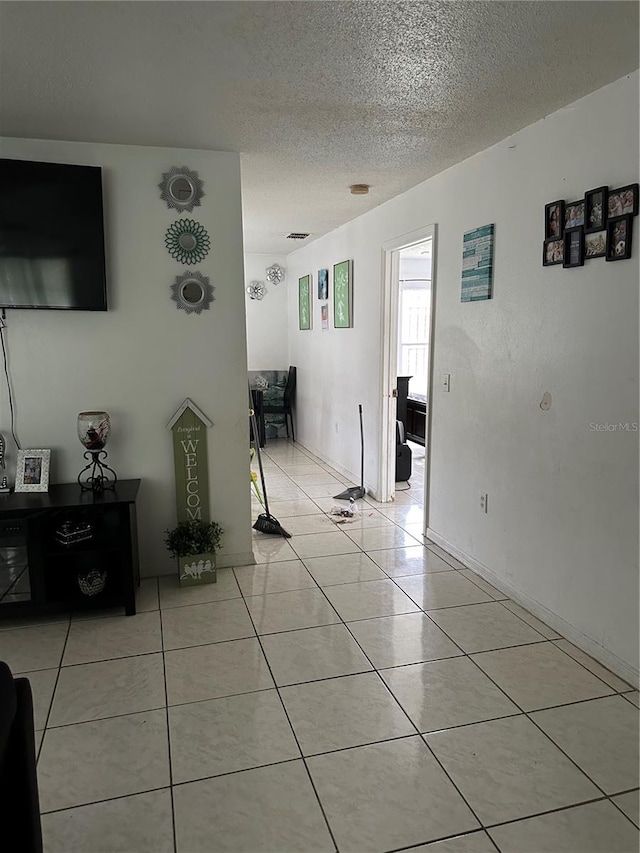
[379,224,437,534]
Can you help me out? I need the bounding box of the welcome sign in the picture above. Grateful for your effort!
[167,398,213,523]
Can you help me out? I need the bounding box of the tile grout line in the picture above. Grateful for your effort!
[387,828,500,853]
[38,784,178,817]
[57,647,165,668]
[478,792,640,835]
[231,572,340,853]
[157,577,179,853]
[608,790,640,830]
[43,701,169,731]
[0,616,72,633]
[38,614,73,763]
[548,638,635,694]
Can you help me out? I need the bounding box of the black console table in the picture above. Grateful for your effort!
[0,479,140,619]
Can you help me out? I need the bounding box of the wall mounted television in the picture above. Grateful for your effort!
[0,158,107,310]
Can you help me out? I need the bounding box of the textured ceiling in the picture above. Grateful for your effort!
[0,1,638,254]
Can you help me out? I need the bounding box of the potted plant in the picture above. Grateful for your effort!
[164,519,224,587]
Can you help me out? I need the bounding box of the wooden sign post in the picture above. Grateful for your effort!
[167,399,215,586]
[167,398,213,523]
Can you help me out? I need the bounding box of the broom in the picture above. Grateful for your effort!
[334,404,366,501]
[249,397,291,538]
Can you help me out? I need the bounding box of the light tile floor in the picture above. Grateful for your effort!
[1,439,638,852]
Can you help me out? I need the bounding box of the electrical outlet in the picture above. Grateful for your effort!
[480,493,488,513]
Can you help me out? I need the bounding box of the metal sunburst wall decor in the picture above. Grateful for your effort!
[165,219,211,265]
[247,281,267,300]
[159,166,205,213]
[266,264,285,285]
[171,271,215,315]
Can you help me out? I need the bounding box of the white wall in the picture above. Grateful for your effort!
[286,73,639,682]
[244,253,289,370]
[0,138,253,574]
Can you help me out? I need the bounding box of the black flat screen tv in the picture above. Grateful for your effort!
[0,158,107,310]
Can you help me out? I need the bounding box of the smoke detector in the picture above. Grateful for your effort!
[350,184,370,195]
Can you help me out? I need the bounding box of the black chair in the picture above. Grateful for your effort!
[0,662,43,852]
[263,366,297,441]
[249,388,266,448]
[396,420,412,482]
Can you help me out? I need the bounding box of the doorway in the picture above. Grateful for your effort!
[379,225,436,536]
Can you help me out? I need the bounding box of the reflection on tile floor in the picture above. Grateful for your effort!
[3,439,638,852]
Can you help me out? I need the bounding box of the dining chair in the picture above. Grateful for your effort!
[263,366,296,440]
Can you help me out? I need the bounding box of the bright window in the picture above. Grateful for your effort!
[398,278,431,400]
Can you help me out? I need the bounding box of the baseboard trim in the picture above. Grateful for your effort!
[427,527,639,689]
[218,551,255,569]
[292,439,371,495]
[142,550,255,578]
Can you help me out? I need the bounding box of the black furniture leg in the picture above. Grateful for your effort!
[124,578,137,616]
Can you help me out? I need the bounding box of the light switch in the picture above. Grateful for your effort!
[443,373,451,392]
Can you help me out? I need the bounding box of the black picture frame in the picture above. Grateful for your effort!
[564,200,585,230]
[543,237,564,266]
[606,215,633,262]
[545,200,564,239]
[584,186,608,233]
[584,229,607,260]
[607,184,639,219]
[563,227,584,268]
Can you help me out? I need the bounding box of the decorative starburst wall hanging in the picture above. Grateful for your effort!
[165,219,211,265]
[158,166,205,213]
[171,271,214,315]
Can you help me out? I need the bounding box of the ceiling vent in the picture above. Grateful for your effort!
[286,232,310,240]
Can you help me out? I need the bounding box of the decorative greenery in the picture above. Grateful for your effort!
[164,520,224,559]
[165,219,211,265]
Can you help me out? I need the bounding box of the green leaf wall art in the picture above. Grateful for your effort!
[298,274,312,330]
[333,260,353,328]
